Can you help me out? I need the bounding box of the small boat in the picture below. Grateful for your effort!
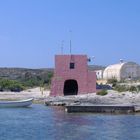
[0,98,34,108]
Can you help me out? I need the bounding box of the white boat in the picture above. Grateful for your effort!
[0,98,34,107]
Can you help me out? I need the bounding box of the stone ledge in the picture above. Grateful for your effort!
[65,105,135,113]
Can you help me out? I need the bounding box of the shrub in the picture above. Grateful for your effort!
[0,71,54,91]
[21,71,53,88]
[9,82,25,92]
[22,78,41,87]
[96,90,108,96]
[114,85,129,92]
[0,79,25,92]
[107,78,118,84]
[129,86,137,93]
[136,85,140,92]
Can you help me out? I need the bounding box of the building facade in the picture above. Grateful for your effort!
[50,55,96,96]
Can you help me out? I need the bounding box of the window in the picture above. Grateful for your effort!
[70,63,75,69]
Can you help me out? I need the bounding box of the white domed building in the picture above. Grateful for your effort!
[103,61,140,81]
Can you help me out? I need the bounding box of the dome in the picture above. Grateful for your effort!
[103,62,140,81]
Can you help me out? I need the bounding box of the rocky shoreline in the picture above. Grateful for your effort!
[45,90,140,106]
[45,90,140,113]
[1,89,140,111]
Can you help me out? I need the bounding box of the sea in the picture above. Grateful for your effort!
[0,104,140,140]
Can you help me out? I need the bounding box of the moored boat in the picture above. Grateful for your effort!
[0,98,34,107]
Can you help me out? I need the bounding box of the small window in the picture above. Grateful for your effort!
[70,63,75,69]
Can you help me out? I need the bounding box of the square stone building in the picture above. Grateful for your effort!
[50,55,96,96]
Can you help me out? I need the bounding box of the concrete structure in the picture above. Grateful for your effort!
[65,105,135,113]
[103,61,140,81]
[51,55,96,96]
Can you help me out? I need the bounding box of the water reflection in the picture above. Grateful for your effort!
[0,105,140,140]
[51,107,140,140]
[51,107,95,140]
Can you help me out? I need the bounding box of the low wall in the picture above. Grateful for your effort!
[65,105,135,113]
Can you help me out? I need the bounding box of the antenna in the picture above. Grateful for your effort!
[61,40,64,54]
[69,30,72,54]
[70,40,71,54]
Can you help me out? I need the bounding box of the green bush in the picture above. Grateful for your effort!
[21,71,53,88]
[113,84,140,93]
[0,71,54,91]
[107,78,117,84]
[114,85,129,92]
[96,90,108,96]
[136,85,140,92]
[0,79,25,92]
[22,78,42,87]
[129,86,137,93]
[107,78,118,87]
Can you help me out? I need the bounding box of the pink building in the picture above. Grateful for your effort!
[50,55,96,96]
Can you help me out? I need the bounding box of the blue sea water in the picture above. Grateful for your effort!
[0,104,140,140]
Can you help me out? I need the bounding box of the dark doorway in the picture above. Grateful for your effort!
[63,80,78,96]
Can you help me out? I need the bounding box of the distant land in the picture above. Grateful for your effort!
[0,65,105,80]
[88,65,106,71]
[0,67,54,81]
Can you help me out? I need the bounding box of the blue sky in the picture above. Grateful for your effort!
[0,0,140,68]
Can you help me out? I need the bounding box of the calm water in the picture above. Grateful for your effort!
[0,104,140,140]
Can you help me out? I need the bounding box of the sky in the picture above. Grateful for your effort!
[0,0,140,68]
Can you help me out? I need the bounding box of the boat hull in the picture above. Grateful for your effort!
[0,98,34,107]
